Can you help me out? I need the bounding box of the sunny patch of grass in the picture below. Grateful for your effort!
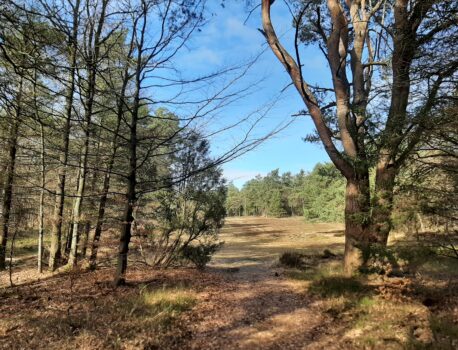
[357,296,376,308]
[348,297,436,349]
[284,255,446,349]
[124,286,197,327]
[21,285,198,349]
[142,288,196,314]
[8,232,51,257]
[285,259,343,281]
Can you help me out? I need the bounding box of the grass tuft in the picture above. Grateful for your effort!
[124,286,197,327]
[142,288,197,314]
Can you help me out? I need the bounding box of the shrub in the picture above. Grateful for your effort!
[360,243,435,276]
[279,251,304,268]
[181,242,223,269]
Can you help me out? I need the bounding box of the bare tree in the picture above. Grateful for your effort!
[47,0,82,271]
[0,79,21,270]
[67,0,110,267]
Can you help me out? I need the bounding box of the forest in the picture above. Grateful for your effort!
[225,163,346,221]
[0,0,457,349]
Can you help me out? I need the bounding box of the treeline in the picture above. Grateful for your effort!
[226,163,346,222]
[227,145,458,240]
[0,0,252,285]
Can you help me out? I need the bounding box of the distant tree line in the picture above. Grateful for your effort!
[227,141,457,251]
[225,163,346,222]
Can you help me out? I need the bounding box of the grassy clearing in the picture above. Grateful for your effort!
[7,231,51,258]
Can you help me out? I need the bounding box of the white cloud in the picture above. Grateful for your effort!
[224,17,260,43]
[182,47,222,66]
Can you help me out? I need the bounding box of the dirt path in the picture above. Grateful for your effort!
[183,217,345,349]
[187,269,331,349]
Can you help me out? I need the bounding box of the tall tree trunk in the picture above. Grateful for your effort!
[114,176,135,286]
[68,0,108,267]
[38,123,46,273]
[64,217,73,256]
[112,2,143,285]
[48,1,80,270]
[80,135,101,259]
[368,1,417,246]
[87,168,111,269]
[371,161,397,245]
[343,176,370,275]
[87,112,122,269]
[114,83,138,285]
[32,67,46,273]
[67,139,90,266]
[0,80,22,270]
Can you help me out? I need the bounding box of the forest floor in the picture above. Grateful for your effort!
[1,217,457,349]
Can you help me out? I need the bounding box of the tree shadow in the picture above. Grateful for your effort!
[0,267,204,349]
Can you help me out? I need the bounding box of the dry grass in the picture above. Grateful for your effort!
[1,217,457,349]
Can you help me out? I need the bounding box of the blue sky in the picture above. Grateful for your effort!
[173,1,332,188]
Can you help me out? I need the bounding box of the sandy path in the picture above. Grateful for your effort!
[184,217,344,349]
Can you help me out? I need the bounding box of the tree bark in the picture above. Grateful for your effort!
[343,177,370,275]
[371,160,397,245]
[114,180,135,286]
[67,0,107,268]
[113,0,146,285]
[49,0,80,271]
[80,135,101,259]
[114,106,137,284]
[67,145,89,266]
[261,0,371,273]
[0,89,21,270]
[87,105,123,269]
[38,123,45,273]
[368,0,418,245]
[114,76,139,284]
[88,24,132,269]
